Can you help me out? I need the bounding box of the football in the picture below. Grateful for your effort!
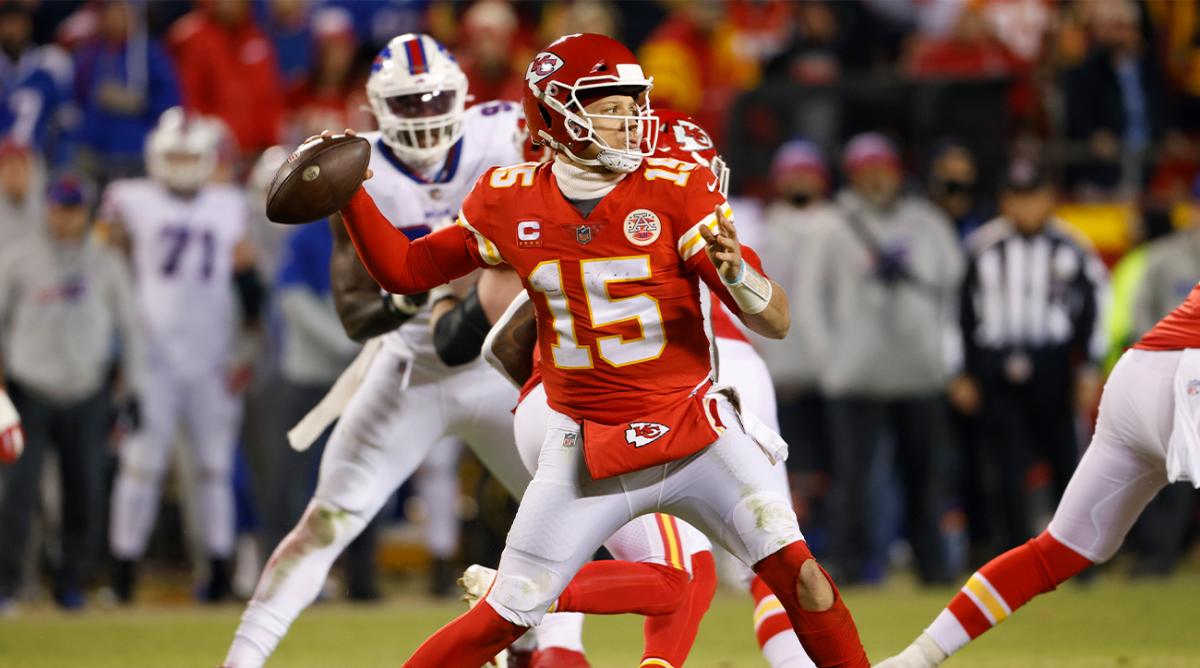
[265,134,371,225]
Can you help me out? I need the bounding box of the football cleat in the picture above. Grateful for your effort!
[459,565,505,666]
[530,647,591,668]
[458,564,498,606]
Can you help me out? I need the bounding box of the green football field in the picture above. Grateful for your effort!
[2,572,1199,667]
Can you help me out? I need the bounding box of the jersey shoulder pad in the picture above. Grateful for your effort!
[464,100,524,127]
[480,161,543,192]
[99,178,155,217]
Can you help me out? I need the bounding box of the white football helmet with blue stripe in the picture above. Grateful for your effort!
[367,33,468,166]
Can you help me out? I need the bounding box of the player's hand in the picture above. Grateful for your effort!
[308,129,373,181]
[0,388,24,465]
[698,204,742,283]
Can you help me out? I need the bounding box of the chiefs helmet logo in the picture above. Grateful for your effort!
[625,422,671,448]
[526,52,564,84]
[672,119,714,153]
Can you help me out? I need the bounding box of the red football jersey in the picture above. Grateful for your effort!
[1135,282,1200,351]
[458,158,743,424]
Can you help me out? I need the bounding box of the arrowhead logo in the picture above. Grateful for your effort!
[624,422,671,448]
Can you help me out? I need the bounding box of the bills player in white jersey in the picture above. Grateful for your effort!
[223,34,532,668]
[103,108,262,603]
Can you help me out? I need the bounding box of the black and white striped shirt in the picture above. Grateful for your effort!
[960,217,1108,373]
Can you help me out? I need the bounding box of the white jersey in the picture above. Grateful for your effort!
[360,100,524,362]
[101,178,247,378]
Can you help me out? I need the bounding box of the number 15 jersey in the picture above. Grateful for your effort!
[457,158,742,424]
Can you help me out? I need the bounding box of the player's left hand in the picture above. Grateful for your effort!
[699,204,742,283]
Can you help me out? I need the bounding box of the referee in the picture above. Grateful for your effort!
[953,160,1108,552]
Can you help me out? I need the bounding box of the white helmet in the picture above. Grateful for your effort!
[366,33,468,166]
[145,107,222,192]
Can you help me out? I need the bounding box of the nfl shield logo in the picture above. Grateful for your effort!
[575,225,593,245]
[1189,380,1200,396]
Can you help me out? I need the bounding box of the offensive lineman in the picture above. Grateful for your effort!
[337,33,870,668]
[103,108,262,603]
[878,284,1200,667]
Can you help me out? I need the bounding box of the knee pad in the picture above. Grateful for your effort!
[731,493,803,565]
[486,568,560,628]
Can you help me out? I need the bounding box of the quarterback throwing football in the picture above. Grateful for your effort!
[338,34,870,668]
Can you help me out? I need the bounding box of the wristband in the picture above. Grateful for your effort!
[722,260,772,315]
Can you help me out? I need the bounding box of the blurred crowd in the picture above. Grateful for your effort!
[1,0,1199,612]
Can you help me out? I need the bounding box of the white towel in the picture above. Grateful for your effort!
[708,385,789,465]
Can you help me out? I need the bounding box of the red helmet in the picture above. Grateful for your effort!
[654,109,730,197]
[522,33,659,173]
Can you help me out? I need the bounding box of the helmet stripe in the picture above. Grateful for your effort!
[404,36,428,75]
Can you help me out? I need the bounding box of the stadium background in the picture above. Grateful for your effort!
[3,0,1200,665]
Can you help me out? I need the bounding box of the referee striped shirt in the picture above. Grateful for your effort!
[960,216,1108,373]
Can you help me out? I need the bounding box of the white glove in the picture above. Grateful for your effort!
[0,388,24,465]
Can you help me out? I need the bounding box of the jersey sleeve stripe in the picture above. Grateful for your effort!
[676,202,733,261]
[456,213,504,266]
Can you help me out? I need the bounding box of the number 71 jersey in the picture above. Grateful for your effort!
[458,158,731,423]
[100,178,247,377]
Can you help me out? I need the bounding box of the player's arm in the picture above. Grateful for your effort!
[340,186,488,295]
[231,235,264,330]
[429,267,524,367]
[328,213,425,342]
[482,290,537,388]
[695,205,790,339]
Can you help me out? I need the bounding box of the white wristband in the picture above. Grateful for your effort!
[722,260,772,315]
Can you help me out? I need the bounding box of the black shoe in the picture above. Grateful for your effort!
[112,559,136,605]
[201,557,234,603]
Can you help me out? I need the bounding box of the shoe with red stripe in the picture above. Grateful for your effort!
[530,647,591,668]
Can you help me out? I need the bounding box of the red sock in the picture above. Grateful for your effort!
[555,560,689,616]
[753,541,869,668]
[403,600,525,667]
[639,550,718,667]
[750,575,793,650]
[946,530,1092,640]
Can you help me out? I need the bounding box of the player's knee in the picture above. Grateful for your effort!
[294,502,358,549]
[731,493,802,561]
[648,563,691,612]
[486,570,558,627]
[796,559,834,612]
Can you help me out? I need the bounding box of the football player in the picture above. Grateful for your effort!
[878,286,1200,667]
[222,33,530,668]
[467,109,817,667]
[103,108,262,603]
[335,33,870,668]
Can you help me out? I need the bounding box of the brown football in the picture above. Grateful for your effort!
[266,135,371,225]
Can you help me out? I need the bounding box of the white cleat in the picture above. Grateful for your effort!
[458,564,505,666]
[459,564,498,607]
[874,633,949,668]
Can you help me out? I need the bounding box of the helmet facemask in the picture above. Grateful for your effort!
[368,73,467,167]
[540,78,659,173]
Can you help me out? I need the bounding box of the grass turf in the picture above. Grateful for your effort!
[2,572,1199,667]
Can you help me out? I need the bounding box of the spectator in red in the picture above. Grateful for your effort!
[168,0,284,157]
[454,0,529,104]
[284,6,369,144]
[639,1,759,147]
[906,5,1021,80]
